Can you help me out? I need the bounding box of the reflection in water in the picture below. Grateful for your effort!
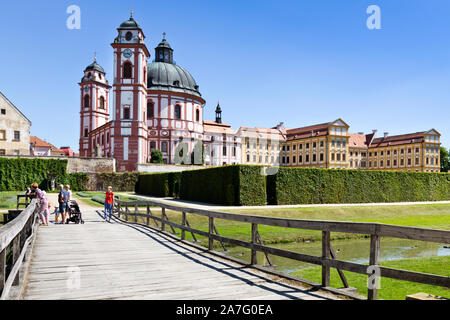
[225,238,450,274]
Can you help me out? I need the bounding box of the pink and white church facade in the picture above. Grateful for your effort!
[78,14,229,171]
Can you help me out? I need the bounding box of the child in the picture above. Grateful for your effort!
[53,205,61,224]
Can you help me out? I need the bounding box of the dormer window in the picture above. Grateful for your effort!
[125,32,133,41]
[173,80,180,86]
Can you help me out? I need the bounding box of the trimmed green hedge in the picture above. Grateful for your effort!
[0,158,88,191]
[136,172,181,198]
[96,172,139,192]
[267,167,450,205]
[179,165,266,206]
[135,165,266,206]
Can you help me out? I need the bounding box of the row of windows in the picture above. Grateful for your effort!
[146,102,201,122]
[92,132,110,146]
[369,148,419,157]
[0,130,20,141]
[84,95,105,109]
[246,154,278,164]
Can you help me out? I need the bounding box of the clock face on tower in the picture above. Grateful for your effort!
[123,49,132,59]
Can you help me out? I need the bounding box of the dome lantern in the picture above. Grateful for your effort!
[155,33,174,64]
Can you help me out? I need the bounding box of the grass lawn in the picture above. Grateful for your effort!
[291,255,450,300]
[0,192,21,210]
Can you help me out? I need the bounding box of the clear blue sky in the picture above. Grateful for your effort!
[1,0,450,152]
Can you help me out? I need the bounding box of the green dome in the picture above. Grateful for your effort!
[147,62,201,98]
[84,61,105,73]
[119,17,141,29]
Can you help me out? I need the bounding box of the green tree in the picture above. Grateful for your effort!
[150,149,164,164]
[440,147,450,172]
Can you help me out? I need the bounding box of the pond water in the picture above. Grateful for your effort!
[223,238,450,274]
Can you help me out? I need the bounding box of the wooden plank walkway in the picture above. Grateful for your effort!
[22,199,341,300]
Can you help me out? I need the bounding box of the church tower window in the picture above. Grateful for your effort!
[123,62,132,79]
[99,96,105,109]
[84,95,90,108]
[196,109,200,122]
[123,107,130,120]
[125,32,133,41]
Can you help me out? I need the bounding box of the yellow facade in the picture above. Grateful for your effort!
[281,119,350,169]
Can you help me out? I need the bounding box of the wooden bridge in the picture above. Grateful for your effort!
[1,196,449,300]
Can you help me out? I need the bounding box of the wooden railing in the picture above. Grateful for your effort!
[0,199,39,300]
[113,199,450,300]
[16,195,31,210]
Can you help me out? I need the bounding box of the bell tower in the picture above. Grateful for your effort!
[79,56,111,158]
[110,12,150,171]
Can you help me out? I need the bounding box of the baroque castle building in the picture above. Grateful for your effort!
[79,14,441,172]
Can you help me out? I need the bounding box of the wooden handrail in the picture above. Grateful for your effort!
[113,199,450,300]
[0,199,39,299]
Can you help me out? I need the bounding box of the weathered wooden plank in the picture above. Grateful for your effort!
[251,223,258,265]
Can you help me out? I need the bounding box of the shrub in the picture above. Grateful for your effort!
[0,158,88,191]
[267,167,450,205]
[179,165,266,206]
[150,150,164,164]
[95,172,139,192]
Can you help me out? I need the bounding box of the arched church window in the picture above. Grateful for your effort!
[123,62,132,79]
[174,104,181,120]
[99,97,105,109]
[196,109,200,122]
[84,95,90,108]
[147,102,154,119]
[125,32,133,41]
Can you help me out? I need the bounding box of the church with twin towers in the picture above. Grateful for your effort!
[79,13,250,171]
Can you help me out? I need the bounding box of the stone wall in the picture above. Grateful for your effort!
[67,157,115,173]
[136,164,210,173]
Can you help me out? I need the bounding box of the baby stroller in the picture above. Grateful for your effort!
[65,200,85,224]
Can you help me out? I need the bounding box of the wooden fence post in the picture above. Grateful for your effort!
[368,234,381,300]
[146,205,150,226]
[134,204,138,223]
[181,212,186,241]
[161,208,166,232]
[208,217,214,250]
[251,223,258,265]
[322,231,331,287]
[117,202,121,218]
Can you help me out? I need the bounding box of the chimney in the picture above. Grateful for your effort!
[358,132,364,135]
[372,129,378,135]
[311,130,314,136]
[384,132,389,139]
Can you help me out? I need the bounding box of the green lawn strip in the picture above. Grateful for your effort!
[0,192,21,210]
[290,256,450,300]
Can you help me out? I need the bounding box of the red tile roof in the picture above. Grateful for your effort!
[349,133,368,148]
[370,132,425,148]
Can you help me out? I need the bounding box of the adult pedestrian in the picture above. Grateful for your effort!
[104,186,114,222]
[58,184,69,224]
[31,182,49,226]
